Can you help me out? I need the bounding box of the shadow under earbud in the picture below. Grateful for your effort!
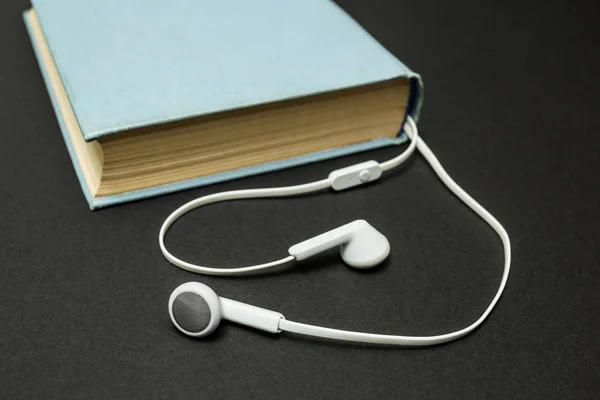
[212,248,391,280]
[346,253,391,275]
[212,252,342,280]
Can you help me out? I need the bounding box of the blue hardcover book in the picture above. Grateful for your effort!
[23,0,422,209]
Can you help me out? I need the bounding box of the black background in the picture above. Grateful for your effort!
[1,0,599,398]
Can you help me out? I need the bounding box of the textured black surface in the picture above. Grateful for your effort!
[1,0,599,398]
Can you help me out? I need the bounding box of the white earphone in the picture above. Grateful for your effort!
[160,117,512,346]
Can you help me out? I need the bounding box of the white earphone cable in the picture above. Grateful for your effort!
[278,118,511,345]
[159,118,419,276]
[380,116,419,171]
[159,180,328,275]
[160,116,511,345]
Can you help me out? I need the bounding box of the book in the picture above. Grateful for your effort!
[23,0,423,209]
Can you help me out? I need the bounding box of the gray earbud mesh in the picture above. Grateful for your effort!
[172,292,212,333]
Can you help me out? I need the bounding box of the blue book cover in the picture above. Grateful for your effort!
[23,0,423,209]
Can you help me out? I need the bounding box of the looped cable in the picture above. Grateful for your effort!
[159,118,419,276]
[160,117,511,346]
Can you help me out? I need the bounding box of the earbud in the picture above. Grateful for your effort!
[288,220,390,268]
[164,117,512,346]
[169,282,285,337]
